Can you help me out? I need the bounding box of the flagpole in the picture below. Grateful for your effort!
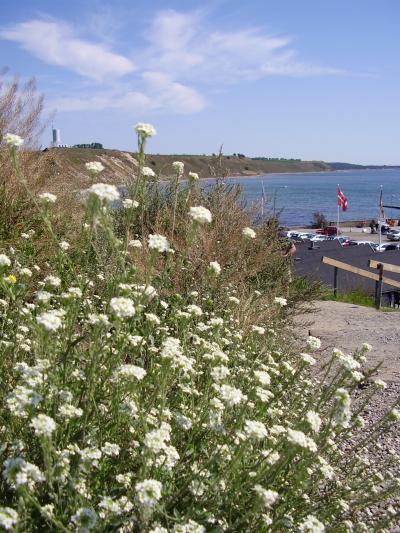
[337,184,340,236]
[379,185,383,247]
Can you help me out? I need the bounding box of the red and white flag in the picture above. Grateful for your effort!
[337,186,348,211]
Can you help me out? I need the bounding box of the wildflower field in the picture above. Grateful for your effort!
[0,125,399,532]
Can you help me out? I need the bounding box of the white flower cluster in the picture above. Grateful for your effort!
[110,297,135,318]
[3,458,44,489]
[135,479,162,508]
[0,254,11,267]
[36,310,63,331]
[172,161,184,175]
[88,183,120,202]
[188,171,199,181]
[242,227,256,239]
[209,261,221,275]
[307,336,321,350]
[39,192,57,203]
[142,166,156,178]
[135,122,157,138]
[30,414,56,437]
[287,429,317,453]
[189,206,212,224]
[148,234,170,253]
[85,161,104,174]
[3,133,23,147]
[253,485,279,508]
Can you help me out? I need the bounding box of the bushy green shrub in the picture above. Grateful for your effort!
[0,129,398,532]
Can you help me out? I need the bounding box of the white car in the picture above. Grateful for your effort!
[297,233,318,241]
[374,242,400,252]
[310,235,327,242]
[386,229,400,241]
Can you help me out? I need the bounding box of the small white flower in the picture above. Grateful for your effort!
[35,290,52,303]
[3,133,23,147]
[122,198,135,209]
[0,507,18,530]
[251,325,265,335]
[172,161,184,175]
[19,267,32,277]
[254,370,271,386]
[188,171,199,181]
[44,275,61,287]
[30,414,56,437]
[39,192,57,203]
[58,404,83,420]
[187,304,203,316]
[287,428,317,452]
[389,408,400,421]
[299,515,325,532]
[59,241,70,251]
[128,239,142,248]
[374,379,387,390]
[209,261,221,275]
[301,353,316,365]
[36,311,62,331]
[85,161,104,174]
[148,234,170,253]
[110,297,135,318]
[253,485,279,508]
[101,442,120,457]
[71,508,97,531]
[189,206,212,224]
[244,420,268,439]
[88,183,120,202]
[242,227,256,239]
[135,479,162,508]
[307,335,321,350]
[0,254,11,267]
[142,166,156,178]
[135,123,157,138]
[114,364,146,381]
[274,296,287,306]
[306,411,322,433]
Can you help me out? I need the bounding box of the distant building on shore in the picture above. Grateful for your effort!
[52,128,61,147]
[72,142,104,149]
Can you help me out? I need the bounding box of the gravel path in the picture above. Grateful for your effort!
[296,300,400,383]
[296,301,400,529]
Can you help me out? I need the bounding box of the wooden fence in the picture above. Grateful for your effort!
[321,256,400,309]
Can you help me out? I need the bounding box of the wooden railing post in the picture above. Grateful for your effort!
[333,267,338,297]
[375,263,383,309]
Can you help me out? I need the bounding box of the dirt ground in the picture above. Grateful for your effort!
[296,300,400,382]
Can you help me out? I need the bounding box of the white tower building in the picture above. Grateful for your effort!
[52,128,61,147]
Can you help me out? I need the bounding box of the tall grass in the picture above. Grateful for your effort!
[0,128,398,532]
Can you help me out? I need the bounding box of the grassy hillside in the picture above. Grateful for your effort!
[40,147,331,195]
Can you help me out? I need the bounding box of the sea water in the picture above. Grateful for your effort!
[203,169,400,227]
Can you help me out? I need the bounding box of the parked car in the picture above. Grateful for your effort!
[374,242,400,252]
[297,233,318,241]
[309,235,327,242]
[346,240,376,247]
[386,229,400,241]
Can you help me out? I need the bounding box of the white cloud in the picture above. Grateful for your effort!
[0,20,135,82]
[49,75,205,115]
[0,10,342,115]
[145,10,343,82]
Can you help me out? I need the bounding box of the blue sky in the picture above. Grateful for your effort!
[1,0,399,164]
